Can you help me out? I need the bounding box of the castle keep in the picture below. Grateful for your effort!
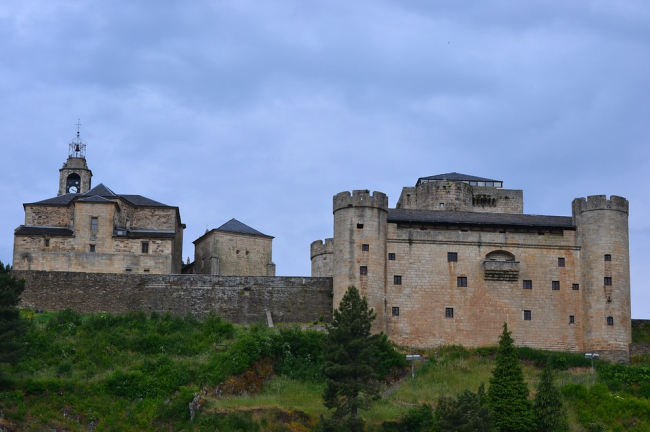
[312,173,631,360]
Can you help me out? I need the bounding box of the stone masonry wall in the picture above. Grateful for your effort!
[14,271,332,325]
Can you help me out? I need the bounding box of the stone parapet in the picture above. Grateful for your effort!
[333,190,388,213]
[310,238,333,259]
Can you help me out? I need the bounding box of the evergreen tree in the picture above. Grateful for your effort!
[321,286,380,432]
[533,361,569,432]
[0,262,26,368]
[488,323,536,432]
[437,385,492,432]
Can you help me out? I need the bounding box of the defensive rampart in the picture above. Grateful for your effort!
[14,271,333,325]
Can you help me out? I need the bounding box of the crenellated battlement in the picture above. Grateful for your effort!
[311,238,334,259]
[333,190,388,213]
[572,195,629,216]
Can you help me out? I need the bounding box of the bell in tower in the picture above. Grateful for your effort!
[57,120,93,196]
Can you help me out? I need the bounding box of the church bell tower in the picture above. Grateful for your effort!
[58,121,93,196]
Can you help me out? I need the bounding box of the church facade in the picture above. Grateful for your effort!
[13,131,185,275]
[312,173,631,359]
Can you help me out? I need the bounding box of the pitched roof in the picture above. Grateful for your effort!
[387,209,575,230]
[417,172,501,184]
[119,195,169,207]
[82,183,116,197]
[14,226,74,236]
[25,183,170,208]
[77,195,115,203]
[216,219,271,237]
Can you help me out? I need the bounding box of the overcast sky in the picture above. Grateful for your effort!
[1,1,648,317]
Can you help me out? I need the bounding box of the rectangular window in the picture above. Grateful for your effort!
[141,242,149,254]
[604,254,612,262]
[143,269,150,273]
[552,281,560,290]
[388,253,396,261]
[448,252,458,262]
[89,244,96,253]
[457,277,467,287]
[361,244,369,251]
[523,280,533,289]
[125,268,132,272]
[392,307,399,317]
[394,275,402,285]
[90,217,98,231]
[558,257,565,267]
[445,308,454,318]
[572,283,580,291]
[357,223,364,229]
[44,239,50,247]
[569,315,575,324]
[607,316,614,326]
[604,277,612,286]
[523,310,532,321]
[360,266,367,276]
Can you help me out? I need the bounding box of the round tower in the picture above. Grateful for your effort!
[333,190,388,332]
[572,195,631,360]
[415,180,473,211]
[311,238,334,277]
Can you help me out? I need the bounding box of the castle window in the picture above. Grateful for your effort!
[394,275,402,285]
[445,308,454,318]
[523,310,531,321]
[90,217,98,231]
[388,253,396,260]
[569,315,575,324]
[357,223,364,229]
[457,277,467,287]
[44,239,50,247]
[143,269,150,273]
[558,257,565,267]
[552,281,560,290]
[360,266,367,276]
[604,277,612,286]
[362,244,369,251]
[572,283,580,291]
[604,254,612,262]
[607,316,614,326]
[89,244,96,253]
[439,203,445,209]
[523,280,532,289]
[141,242,149,254]
[392,307,399,317]
[125,268,132,272]
[448,252,458,262]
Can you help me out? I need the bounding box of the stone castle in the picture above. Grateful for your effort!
[12,132,632,361]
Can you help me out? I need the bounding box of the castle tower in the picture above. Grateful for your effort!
[58,122,92,195]
[415,180,473,211]
[333,190,389,332]
[572,195,631,359]
[311,238,334,277]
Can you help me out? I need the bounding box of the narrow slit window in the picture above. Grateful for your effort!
[394,275,402,285]
[44,239,50,247]
[604,277,612,286]
[558,257,565,267]
[569,315,575,324]
[523,310,531,321]
[362,244,369,251]
[447,252,458,262]
[457,277,467,287]
[445,308,454,318]
[523,280,532,290]
[360,266,367,276]
[552,281,560,290]
[392,307,399,317]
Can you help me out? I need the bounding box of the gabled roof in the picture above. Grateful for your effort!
[416,172,501,185]
[217,219,271,237]
[387,209,575,230]
[77,195,115,203]
[82,183,116,197]
[25,183,170,208]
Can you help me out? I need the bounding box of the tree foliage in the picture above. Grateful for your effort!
[0,261,27,366]
[488,323,536,432]
[321,286,380,432]
[533,361,569,432]
[437,383,492,432]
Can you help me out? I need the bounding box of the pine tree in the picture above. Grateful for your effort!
[0,262,26,368]
[533,361,569,432]
[437,385,492,432]
[321,286,380,432]
[488,323,536,432]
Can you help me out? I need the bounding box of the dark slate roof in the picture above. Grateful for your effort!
[14,226,74,236]
[82,183,116,197]
[417,172,501,183]
[28,194,79,206]
[387,209,575,229]
[216,219,272,237]
[119,195,169,207]
[77,195,115,203]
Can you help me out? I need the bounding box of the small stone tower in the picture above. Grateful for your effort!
[58,124,92,196]
[333,190,388,332]
[311,238,334,277]
[573,195,631,358]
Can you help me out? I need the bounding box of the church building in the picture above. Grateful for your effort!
[312,173,631,361]
[13,129,185,274]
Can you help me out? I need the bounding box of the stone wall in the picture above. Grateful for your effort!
[14,271,332,325]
